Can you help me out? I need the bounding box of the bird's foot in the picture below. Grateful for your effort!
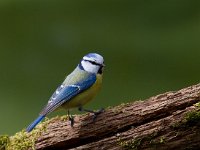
[78,107,104,121]
[68,110,74,127]
[92,108,104,121]
[69,114,74,127]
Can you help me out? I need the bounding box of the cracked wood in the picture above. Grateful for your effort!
[34,83,200,150]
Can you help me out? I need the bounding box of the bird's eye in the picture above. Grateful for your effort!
[91,61,96,65]
[87,60,96,65]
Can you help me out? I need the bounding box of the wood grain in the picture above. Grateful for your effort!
[33,83,200,150]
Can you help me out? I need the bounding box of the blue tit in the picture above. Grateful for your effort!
[26,53,105,132]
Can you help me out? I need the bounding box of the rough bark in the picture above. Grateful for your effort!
[34,83,200,150]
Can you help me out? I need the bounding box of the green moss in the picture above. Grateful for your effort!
[60,115,68,121]
[1,115,73,150]
[118,138,142,150]
[0,135,9,150]
[183,110,200,125]
[1,117,50,150]
[194,102,200,108]
[159,136,165,144]
[118,132,159,150]
[171,108,200,129]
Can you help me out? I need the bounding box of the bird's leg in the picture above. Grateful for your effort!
[78,107,104,121]
[67,110,74,127]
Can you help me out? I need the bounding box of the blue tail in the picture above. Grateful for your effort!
[26,115,45,132]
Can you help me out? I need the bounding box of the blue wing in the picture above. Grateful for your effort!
[40,74,96,116]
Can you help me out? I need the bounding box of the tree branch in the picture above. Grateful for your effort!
[31,83,200,150]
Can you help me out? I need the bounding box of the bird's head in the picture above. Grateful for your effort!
[79,53,105,74]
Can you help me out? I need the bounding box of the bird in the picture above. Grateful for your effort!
[26,53,105,132]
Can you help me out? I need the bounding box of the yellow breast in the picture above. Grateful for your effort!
[61,74,102,109]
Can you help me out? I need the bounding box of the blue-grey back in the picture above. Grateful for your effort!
[63,66,94,85]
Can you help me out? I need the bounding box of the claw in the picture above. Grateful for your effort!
[69,115,74,127]
[92,108,104,121]
[68,110,74,127]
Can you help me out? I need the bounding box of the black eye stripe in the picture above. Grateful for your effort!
[85,60,103,67]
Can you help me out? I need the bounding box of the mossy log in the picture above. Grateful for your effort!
[31,83,200,150]
[2,83,200,150]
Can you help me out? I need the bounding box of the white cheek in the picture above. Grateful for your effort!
[81,61,99,74]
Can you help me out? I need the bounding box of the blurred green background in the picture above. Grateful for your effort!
[0,0,200,135]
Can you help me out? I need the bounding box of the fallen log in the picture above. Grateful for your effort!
[35,83,200,150]
[2,83,200,150]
